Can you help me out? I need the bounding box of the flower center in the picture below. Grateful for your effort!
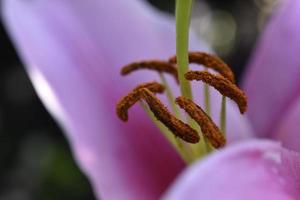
[116,52,247,164]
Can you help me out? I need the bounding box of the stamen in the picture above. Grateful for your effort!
[116,82,165,121]
[185,71,247,114]
[176,96,226,148]
[169,51,235,83]
[121,60,178,83]
[140,88,200,144]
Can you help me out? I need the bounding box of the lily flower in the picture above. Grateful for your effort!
[2,0,300,199]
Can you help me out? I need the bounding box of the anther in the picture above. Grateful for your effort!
[140,88,200,143]
[169,51,235,83]
[185,71,247,114]
[121,60,178,83]
[116,82,165,121]
[176,96,226,148]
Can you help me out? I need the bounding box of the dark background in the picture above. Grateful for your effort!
[0,0,277,199]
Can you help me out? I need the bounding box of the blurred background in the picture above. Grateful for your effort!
[0,0,279,199]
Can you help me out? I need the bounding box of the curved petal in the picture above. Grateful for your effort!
[273,95,300,152]
[2,0,194,199]
[163,140,300,200]
[243,0,300,138]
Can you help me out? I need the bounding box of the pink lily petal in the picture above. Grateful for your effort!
[3,0,191,199]
[164,140,300,200]
[273,95,300,153]
[2,0,253,198]
[243,0,300,138]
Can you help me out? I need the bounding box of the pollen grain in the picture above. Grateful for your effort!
[185,71,247,114]
[116,82,165,121]
[141,88,200,143]
[176,96,226,148]
[121,60,178,83]
[169,51,235,83]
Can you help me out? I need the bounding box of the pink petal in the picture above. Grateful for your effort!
[3,0,194,199]
[164,140,300,200]
[243,0,300,138]
[273,95,300,152]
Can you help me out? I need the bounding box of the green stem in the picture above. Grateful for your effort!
[220,96,226,134]
[159,73,181,119]
[140,102,191,163]
[190,119,207,157]
[203,83,213,153]
[159,73,193,161]
[176,0,193,99]
[204,84,211,116]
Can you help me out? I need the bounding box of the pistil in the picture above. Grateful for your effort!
[175,0,193,99]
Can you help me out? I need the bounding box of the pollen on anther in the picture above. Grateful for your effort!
[116,82,165,121]
[121,60,178,83]
[176,96,226,148]
[169,51,235,83]
[185,71,247,114]
[140,88,200,144]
